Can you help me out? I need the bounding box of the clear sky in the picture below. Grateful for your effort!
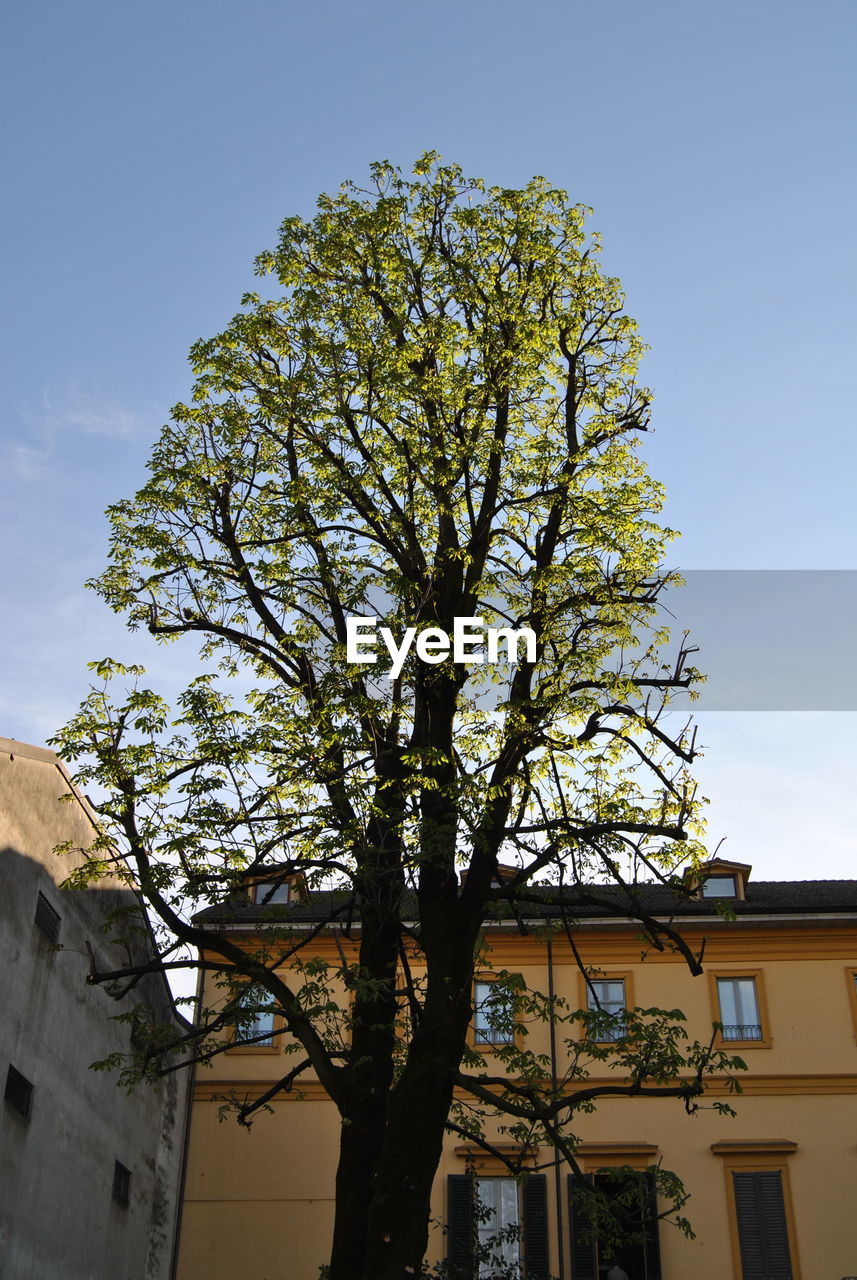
[1,0,855,879]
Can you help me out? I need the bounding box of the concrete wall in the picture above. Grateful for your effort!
[176,910,857,1280]
[0,739,191,1280]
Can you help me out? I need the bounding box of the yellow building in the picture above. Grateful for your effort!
[177,860,857,1280]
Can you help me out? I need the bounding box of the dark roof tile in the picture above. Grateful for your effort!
[192,878,857,928]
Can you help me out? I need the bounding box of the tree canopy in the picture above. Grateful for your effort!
[53,155,740,1280]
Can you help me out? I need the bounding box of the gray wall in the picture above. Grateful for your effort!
[0,740,191,1280]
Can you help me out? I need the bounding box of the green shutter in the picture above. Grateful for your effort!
[732,1171,793,1280]
[447,1174,474,1280]
[642,1169,662,1280]
[567,1174,597,1280]
[522,1173,549,1280]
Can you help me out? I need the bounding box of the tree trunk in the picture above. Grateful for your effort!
[359,962,474,1280]
[328,1092,388,1280]
[360,1052,458,1280]
[327,811,404,1280]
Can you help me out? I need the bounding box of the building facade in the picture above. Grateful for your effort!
[0,738,191,1280]
[176,861,857,1280]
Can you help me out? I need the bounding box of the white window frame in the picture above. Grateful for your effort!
[473,980,515,1047]
[232,986,278,1049]
[717,976,762,1042]
[701,874,737,898]
[586,977,628,1043]
[253,880,291,905]
[475,1176,521,1278]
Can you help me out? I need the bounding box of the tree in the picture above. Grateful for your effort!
[53,155,741,1280]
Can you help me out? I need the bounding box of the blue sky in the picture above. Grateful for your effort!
[1,0,855,878]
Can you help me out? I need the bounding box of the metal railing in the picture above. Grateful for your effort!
[721,1023,763,1041]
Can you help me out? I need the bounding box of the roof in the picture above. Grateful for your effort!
[193,877,857,929]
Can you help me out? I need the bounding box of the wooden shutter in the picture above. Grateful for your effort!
[447,1174,474,1279]
[642,1169,662,1280]
[732,1171,793,1280]
[567,1174,597,1280]
[522,1173,549,1280]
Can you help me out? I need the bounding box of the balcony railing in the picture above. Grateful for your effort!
[721,1023,763,1041]
[590,1022,628,1043]
[474,1025,514,1046]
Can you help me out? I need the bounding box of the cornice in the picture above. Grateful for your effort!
[192,1072,857,1104]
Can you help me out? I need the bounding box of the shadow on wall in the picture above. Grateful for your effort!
[0,840,191,1280]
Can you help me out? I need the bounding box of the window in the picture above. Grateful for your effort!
[691,860,750,900]
[476,1178,520,1277]
[34,890,61,943]
[731,1171,793,1279]
[473,981,514,1047]
[129,1011,151,1052]
[568,1169,661,1280]
[232,987,278,1050]
[585,979,627,1043]
[845,968,857,1041]
[253,880,290,905]
[708,969,771,1048]
[112,1160,131,1207]
[4,1064,34,1119]
[712,1144,799,1280]
[246,994,277,1046]
[717,977,763,1042]
[701,874,737,898]
[447,1172,549,1279]
[224,980,282,1055]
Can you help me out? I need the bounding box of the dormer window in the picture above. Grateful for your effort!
[686,858,750,901]
[244,868,307,905]
[461,863,518,889]
[701,875,738,899]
